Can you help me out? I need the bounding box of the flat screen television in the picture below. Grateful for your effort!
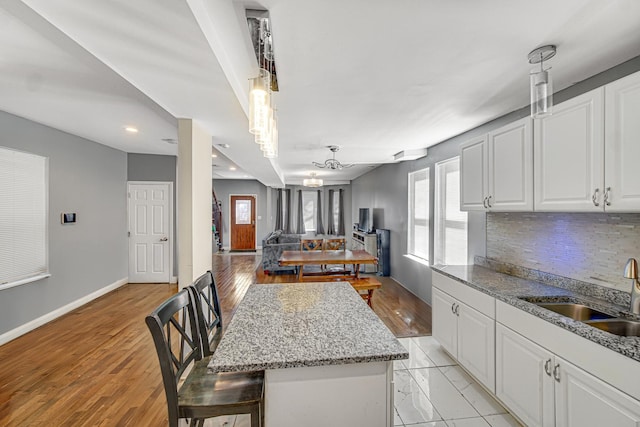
[358,208,371,233]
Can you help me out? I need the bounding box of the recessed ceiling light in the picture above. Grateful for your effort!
[229,166,237,171]
[125,126,139,133]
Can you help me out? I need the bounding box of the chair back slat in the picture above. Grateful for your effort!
[301,239,323,251]
[324,238,346,251]
[190,271,223,357]
[146,289,202,426]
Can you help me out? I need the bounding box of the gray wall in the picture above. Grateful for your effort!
[352,54,640,305]
[0,110,128,335]
[127,153,178,275]
[213,179,269,249]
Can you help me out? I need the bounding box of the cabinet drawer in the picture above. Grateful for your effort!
[433,272,495,318]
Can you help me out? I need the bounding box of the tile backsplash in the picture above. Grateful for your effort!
[487,212,640,293]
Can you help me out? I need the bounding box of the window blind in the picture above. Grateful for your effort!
[0,146,48,287]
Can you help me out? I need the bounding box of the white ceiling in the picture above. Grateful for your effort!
[2,0,640,187]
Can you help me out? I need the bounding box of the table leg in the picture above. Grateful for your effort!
[353,264,360,279]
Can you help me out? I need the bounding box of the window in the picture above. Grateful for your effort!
[435,157,468,265]
[302,191,316,231]
[407,168,429,261]
[0,146,49,289]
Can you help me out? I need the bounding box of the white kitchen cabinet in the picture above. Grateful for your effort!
[460,135,488,211]
[432,287,458,356]
[533,88,605,211]
[432,280,495,392]
[555,356,640,427]
[496,321,640,427]
[604,70,640,211]
[487,117,533,210]
[496,323,555,427]
[460,117,532,211]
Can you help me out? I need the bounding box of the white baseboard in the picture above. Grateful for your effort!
[0,277,128,346]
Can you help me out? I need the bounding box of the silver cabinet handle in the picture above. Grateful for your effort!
[487,195,493,208]
[553,363,560,382]
[544,359,552,376]
[604,187,611,206]
[160,237,168,242]
[592,188,600,207]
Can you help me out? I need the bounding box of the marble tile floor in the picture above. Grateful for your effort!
[393,336,522,427]
[193,336,522,427]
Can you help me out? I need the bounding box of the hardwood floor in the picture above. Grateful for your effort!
[0,252,431,426]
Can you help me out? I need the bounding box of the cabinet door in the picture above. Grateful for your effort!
[496,324,554,427]
[457,301,495,392]
[432,287,457,357]
[555,357,640,427]
[605,71,640,212]
[534,88,605,211]
[460,136,488,211]
[488,117,533,211]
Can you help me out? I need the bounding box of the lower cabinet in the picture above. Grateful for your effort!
[496,323,640,427]
[432,287,495,392]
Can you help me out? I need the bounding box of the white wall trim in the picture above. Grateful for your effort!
[0,277,128,346]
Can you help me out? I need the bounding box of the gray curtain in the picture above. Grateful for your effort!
[338,189,345,236]
[327,189,336,235]
[295,189,306,234]
[315,190,325,235]
[274,188,283,231]
[284,189,292,234]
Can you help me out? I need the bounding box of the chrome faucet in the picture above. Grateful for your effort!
[624,258,640,314]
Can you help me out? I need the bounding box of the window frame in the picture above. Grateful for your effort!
[0,146,50,291]
[301,190,317,232]
[407,167,430,262]
[434,156,468,265]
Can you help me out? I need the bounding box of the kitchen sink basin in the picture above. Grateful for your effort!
[584,319,640,337]
[532,303,614,321]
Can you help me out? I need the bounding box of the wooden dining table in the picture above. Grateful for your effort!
[279,249,377,281]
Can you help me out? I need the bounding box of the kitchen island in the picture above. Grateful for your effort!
[208,281,408,427]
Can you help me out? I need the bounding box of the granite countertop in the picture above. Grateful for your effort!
[432,264,640,362]
[208,281,408,373]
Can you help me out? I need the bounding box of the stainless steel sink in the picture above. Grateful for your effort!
[584,319,640,337]
[533,303,614,321]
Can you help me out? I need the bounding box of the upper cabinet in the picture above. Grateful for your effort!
[461,117,532,211]
[461,69,640,213]
[604,71,640,211]
[533,88,604,211]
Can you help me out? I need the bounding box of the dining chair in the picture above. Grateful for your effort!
[146,289,264,427]
[323,237,349,273]
[190,270,223,356]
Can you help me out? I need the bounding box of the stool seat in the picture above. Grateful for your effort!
[349,277,382,307]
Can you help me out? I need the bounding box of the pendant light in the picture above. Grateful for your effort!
[247,11,279,158]
[528,45,556,119]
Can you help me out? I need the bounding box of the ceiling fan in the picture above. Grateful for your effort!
[312,145,354,170]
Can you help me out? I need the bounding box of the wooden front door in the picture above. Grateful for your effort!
[230,195,256,251]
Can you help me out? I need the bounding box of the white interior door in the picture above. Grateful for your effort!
[128,182,171,283]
